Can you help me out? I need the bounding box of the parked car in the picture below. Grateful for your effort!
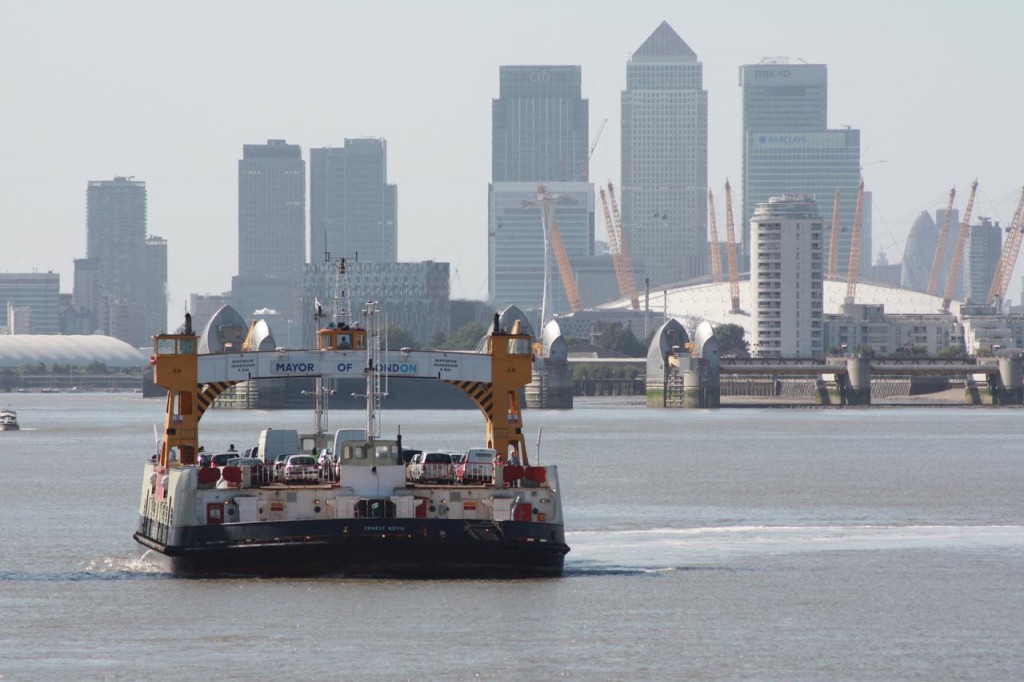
[271,453,294,480]
[281,454,319,483]
[405,451,456,484]
[457,448,496,484]
[227,456,270,485]
[210,451,240,468]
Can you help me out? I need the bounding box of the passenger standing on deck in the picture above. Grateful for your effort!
[507,450,520,487]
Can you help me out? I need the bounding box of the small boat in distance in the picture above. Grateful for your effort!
[0,408,19,431]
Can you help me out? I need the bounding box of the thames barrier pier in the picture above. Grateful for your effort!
[642,317,1023,408]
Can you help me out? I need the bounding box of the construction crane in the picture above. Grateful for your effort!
[827,188,841,280]
[845,180,866,303]
[606,182,640,310]
[599,188,632,307]
[723,180,742,313]
[707,189,723,283]
[927,188,957,295]
[535,184,582,315]
[986,186,1024,306]
[577,118,608,180]
[550,213,582,313]
[941,179,979,313]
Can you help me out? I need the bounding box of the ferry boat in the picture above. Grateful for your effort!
[134,304,569,577]
[0,408,18,431]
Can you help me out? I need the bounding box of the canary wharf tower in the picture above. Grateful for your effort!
[621,21,708,288]
[488,65,593,317]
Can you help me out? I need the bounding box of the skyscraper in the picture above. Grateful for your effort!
[233,139,305,325]
[901,211,938,292]
[489,66,593,319]
[79,176,165,346]
[621,21,708,288]
[310,139,397,265]
[492,66,589,183]
[900,207,961,296]
[741,61,827,134]
[744,129,863,274]
[964,217,1002,303]
[0,272,60,334]
[740,60,865,278]
[145,236,168,335]
[750,194,824,357]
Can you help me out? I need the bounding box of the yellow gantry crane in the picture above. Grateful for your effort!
[707,189,723,283]
[827,188,841,280]
[606,182,640,310]
[941,179,979,312]
[599,188,633,308]
[927,188,957,296]
[986,186,1024,306]
[536,184,582,313]
[723,180,742,313]
[845,180,866,303]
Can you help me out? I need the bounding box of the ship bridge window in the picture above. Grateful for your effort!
[156,338,177,355]
[507,338,531,355]
[374,444,400,463]
[343,445,368,460]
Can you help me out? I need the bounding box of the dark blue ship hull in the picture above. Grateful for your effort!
[134,516,568,578]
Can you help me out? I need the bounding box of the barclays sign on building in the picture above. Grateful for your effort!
[758,134,809,145]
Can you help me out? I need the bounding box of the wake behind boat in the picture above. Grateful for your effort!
[0,408,19,431]
[134,304,569,577]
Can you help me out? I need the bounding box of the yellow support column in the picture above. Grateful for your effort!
[152,328,201,468]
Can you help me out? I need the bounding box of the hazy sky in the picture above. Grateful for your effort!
[3,0,1023,321]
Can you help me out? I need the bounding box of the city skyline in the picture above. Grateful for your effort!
[3,1,1024,326]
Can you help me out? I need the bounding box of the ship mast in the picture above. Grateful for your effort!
[312,293,329,448]
[332,257,349,326]
[312,256,349,450]
[362,301,383,440]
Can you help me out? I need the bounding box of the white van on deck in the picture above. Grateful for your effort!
[256,428,301,466]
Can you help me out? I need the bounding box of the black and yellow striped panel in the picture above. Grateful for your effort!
[196,381,238,418]
[446,380,493,413]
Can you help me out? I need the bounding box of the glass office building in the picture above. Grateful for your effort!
[964,218,1002,304]
[491,66,589,183]
[744,129,865,279]
[621,21,708,287]
[310,139,397,265]
[234,139,306,327]
[740,60,867,278]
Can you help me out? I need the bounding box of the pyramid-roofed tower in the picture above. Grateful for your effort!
[632,20,696,60]
[621,21,708,287]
